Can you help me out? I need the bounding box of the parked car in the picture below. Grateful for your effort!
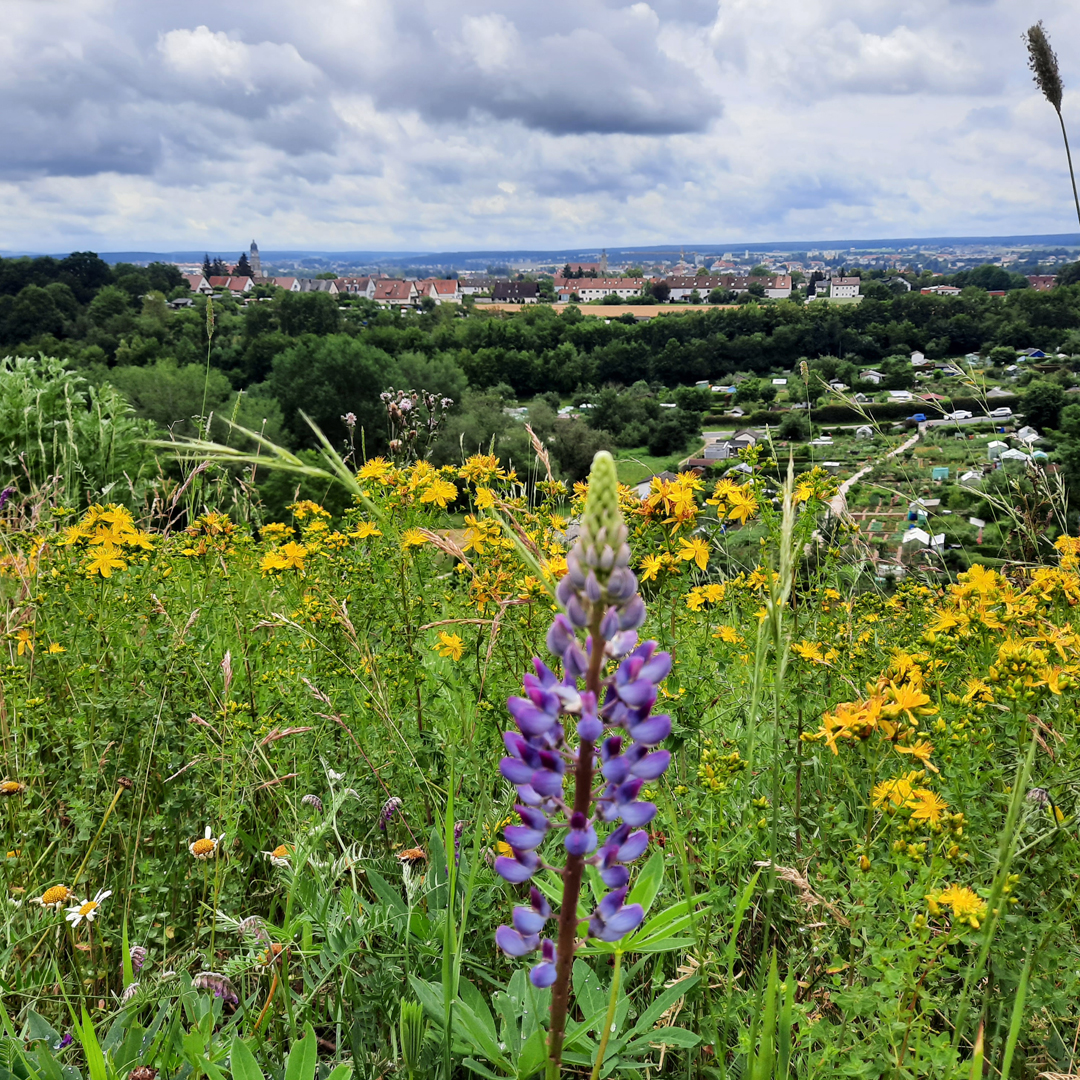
[945,410,973,420]
[989,407,1013,418]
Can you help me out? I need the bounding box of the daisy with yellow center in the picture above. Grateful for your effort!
[31,884,71,908]
[66,888,111,927]
[189,827,223,860]
[0,779,26,796]
[263,844,293,868]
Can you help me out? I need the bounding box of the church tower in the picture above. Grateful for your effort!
[249,240,261,279]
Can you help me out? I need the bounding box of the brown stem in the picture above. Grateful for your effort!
[547,608,605,1078]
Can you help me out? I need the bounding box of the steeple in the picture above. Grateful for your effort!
[249,239,261,279]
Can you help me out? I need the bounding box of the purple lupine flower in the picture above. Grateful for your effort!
[0,488,14,513]
[493,451,672,1020]
[379,796,403,831]
[301,793,323,812]
[58,1033,73,1050]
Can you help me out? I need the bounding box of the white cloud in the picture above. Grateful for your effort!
[0,0,1078,252]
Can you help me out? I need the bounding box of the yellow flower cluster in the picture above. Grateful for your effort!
[58,503,154,578]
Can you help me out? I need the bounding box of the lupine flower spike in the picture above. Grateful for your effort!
[493,451,671,1073]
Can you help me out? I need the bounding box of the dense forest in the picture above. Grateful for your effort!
[3,251,1080,492]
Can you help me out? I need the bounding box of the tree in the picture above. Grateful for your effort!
[749,265,769,276]
[709,287,733,304]
[278,291,341,336]
[88,285,132,327]
[56,252,112,303]
[649,281,671,303]
[1057,261,1080,286]
[777,411,809,441]
[210,257,227,277]
[202,254,213,279]
[236,253,253,278]
[625,267,643,278]
[1022,378,1065,430]
[269,334,395,448]
[2,285,63,343]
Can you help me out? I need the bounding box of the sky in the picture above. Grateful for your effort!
[2,0,1079,254]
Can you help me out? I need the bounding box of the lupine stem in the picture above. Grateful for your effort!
[590,950,622,1080]
[547,606,605,1078]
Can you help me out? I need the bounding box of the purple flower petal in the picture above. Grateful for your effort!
[496,925,540,956]
[504,825,546,850]
[630,749,671,780]
[494,854,537,884]
[639,651,672,683]
[500,758,534,785]
[618,595,646,631]
[513,906,548,935]
[600,865,630,888]
[617,680,657,710]
[621,801,657,827]
[627,713,672,746]
[616,830,650,862]
[530,962,557,988]
[564,823,597,856]
[599,607,619,641]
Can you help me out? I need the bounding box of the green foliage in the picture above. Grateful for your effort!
[0,355,156,506]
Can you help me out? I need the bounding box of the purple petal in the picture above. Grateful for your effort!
[627,714,672,746]
[592,903,644,941]
[606,568,637,602]
[547,614,576,657]
[564,824,597,856]
[616,830,650,862]
[564,644,588,679]
[607,630,638,657]
[639,652,672,684]
[514,784,546,807]
[585,572,602,603]
[630,750,671,780]
[600,865,630,888]
[555,575,576,607]
[617,680,657,710]
[500,758,534,785]
[566,596,588,628]
[529,887,551,919]
[504,825,546,850]
[577,715,603,743]
[508,699,557,737]
[599,607,619,641]
[496,925,540,956]
[597,886,629,919]
[621,801,657,827]
[530,962,557,988]
[513,906,548,935]
[495,856,537,884]
[601,756,629,784]
[516,805,550,831]
[618,595,646,631]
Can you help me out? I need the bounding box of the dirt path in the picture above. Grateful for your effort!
[828,429,921,519]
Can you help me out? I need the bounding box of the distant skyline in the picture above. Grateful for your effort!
[2,1,1079,252]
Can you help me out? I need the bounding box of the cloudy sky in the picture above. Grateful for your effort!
[2,0,1079,254]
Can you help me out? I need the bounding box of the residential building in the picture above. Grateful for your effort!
[859,370,885,384]
[373,280,418,306]
[336,276,376,298]
[183,274,212,295]
[458,278,497,296]
[920,285,962,296]
[417,279,461,304]
[1027,275,1056,290]
[828,277,861,299]
[208,276,255,294]
[888,390,914,402]
[270,277,301,291]
[555,278,641,301]
[299,279,339,294]
[493,282,540,303]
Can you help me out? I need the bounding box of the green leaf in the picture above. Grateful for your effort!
[625,850,665,918]
[453,1003,512,1071]
[75,1010,106,1080]
[407,976,446,1024]
[325,1064,352,1080]
[461,1059,505,1080]
[515,1029,547,1079]
[628,976,700,1038]
[229,1038,265,1080]
[624,1027,700,1052]
[366,870,407,916]
[283,1024,317,1080]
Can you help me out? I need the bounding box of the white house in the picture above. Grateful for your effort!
[902,528,944,553]
[987,440,1008,461]
[960,470,983,486]
[183,274,212,295]
[417,279,461,304]
[1016,425,1043,444]
[1000,448,1031,469]
[910,350,926,366]
[829,277,861,299]
[888,390,914,402]
[558,278,642,302]
[856,425,874,439]
[336,276,377,299]
[859,370,885,384]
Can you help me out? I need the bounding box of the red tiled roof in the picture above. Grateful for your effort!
[374,280,414,301]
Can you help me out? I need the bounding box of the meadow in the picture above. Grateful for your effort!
[2,432,1080,1080]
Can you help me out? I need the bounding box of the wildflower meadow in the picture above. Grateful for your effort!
[2,424,1080,1080]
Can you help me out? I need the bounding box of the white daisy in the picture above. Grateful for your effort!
[189,826,222,860]
[66,888,111,927]
[262,843,292,868]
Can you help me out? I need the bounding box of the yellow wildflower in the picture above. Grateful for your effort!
[402,528,429,550]
[640,554,663,582]
[871,771,920,808]
[906,788,948,827]
[47,642,65,654]
[358,457,392,482]
[86,545,127,578]
[792,640,825,664]
[420,478,458,509]
[436,632,465,661]
[351,521,382,539]
[15,628,33,656]
[678,536,710,571]
[686,589,707,612]
[894,739,939,773]
[726,488,759,525]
